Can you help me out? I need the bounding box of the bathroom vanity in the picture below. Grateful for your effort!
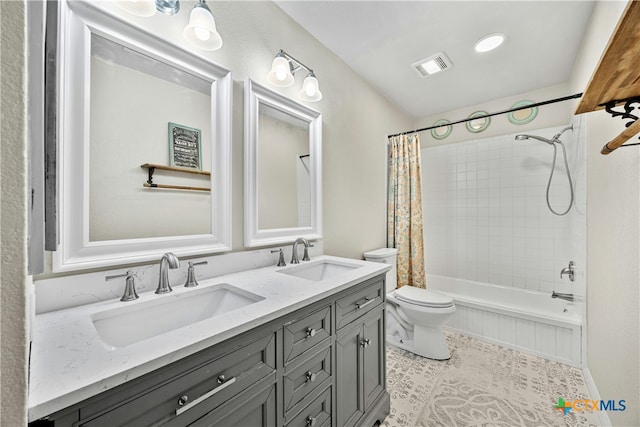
[28,257,390,427]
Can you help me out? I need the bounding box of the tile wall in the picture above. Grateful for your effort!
[422,118,587,296]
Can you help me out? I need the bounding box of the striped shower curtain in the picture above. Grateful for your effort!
[387,134,426,289]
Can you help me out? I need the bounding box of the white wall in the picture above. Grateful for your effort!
[257,112,309,229]
[569,2,640,425]
[1,1,30,425]
[89,56,212,241]
[422,121,587,302]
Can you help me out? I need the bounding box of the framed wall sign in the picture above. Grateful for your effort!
[169,122,202,169]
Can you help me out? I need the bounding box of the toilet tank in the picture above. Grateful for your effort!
[363,248,398,293]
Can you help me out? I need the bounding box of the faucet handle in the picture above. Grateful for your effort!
[105,271,139,302]
[302,244,314,262]
[185,261,208,288]
[271,249,286,267]
[560,261,575,282]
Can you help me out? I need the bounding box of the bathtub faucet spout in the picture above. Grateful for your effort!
[552,291,574,302]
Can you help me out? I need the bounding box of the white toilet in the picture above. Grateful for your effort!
[364,248,456,360]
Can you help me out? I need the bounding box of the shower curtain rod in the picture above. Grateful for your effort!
[387,92,583,138]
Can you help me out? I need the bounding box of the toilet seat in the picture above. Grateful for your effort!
[394,286,454,308]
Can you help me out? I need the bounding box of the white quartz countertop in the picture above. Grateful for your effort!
[28,255,390,422]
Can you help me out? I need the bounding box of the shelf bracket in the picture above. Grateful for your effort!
[602,96,640,128]
[146,166,156,186]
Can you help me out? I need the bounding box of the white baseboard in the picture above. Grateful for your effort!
[582,368,612,427]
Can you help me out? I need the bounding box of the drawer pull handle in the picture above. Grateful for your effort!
[355,297,376,310]
[177,395,189,406]
[305,371,317,383]
[361,338,371,348]
[306,416,317,427]
[305,327,316,338]
[175,376,237,416]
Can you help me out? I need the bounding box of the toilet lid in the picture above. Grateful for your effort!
[394,286,454,308]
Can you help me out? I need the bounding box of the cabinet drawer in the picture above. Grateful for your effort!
[181,375,277,427]
[336,277,384,330]
[283,305,331,364]
[79,333,276,427]
[283,342,332,415]
[285,386,332,427]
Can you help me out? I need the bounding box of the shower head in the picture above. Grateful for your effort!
[514,134,554,145]
[515,125,574,146]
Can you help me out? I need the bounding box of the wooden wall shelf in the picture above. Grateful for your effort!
[574,1,640,155]
[140,163,211,192]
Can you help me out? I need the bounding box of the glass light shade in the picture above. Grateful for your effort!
[115,0,156,17]
[267,56,294,87]
[183,5,223,51]
[298,74,322,102]
[475,33,505,53]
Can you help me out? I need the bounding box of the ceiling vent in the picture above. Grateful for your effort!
[412,51,453,77]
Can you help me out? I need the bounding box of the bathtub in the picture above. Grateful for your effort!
[428,275,582,367]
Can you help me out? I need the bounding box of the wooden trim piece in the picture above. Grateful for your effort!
[575,1,640,114]
[143,182,210,192]
[601,119,640,155]
[140,163,210,176]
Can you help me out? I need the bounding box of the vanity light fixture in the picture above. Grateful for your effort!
[267,52,295,87]
[474,33,505,53]
[183,0,223,51]
[267,49,323,102]
[299,72,322,102]
[115,0,222,51]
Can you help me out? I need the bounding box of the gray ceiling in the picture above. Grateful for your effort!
[275,1,596,118]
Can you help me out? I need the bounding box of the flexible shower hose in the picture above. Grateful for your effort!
[546,140,574,216]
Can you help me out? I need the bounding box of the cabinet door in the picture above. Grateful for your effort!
[363,306,385,410]
[335,321,364,427]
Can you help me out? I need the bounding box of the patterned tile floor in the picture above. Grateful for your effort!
[383,333,600,427]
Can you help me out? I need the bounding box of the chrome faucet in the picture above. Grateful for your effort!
[291,238,312,264]
[155,252,180,294]
[560,261,575,281]
[552,291,574,302]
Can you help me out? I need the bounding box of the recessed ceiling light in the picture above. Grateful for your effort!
[475,33,505,53]
[412,52,453,77]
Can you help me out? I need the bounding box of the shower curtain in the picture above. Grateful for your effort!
[387,134,426,289]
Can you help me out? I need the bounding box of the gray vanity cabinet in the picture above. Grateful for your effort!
[336,305,385,427]
[31,274,389,427]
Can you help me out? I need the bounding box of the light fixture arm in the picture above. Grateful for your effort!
[277,49,315,77]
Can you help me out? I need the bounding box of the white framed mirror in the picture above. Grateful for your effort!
[52,1,232,272]
[244,79,322,247]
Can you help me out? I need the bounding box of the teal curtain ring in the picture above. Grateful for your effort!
[431,119,452,140]
[465,111,491,133]
[508,100,538,125]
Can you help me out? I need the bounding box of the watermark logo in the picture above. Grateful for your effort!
[554,397,626,415]
[554,398,572,415]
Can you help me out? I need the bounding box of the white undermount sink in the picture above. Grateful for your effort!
[90,283,264,348]
[278,259,362,281]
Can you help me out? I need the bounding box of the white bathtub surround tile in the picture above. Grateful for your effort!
[384,333,599,427]
[422,119,587,299]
